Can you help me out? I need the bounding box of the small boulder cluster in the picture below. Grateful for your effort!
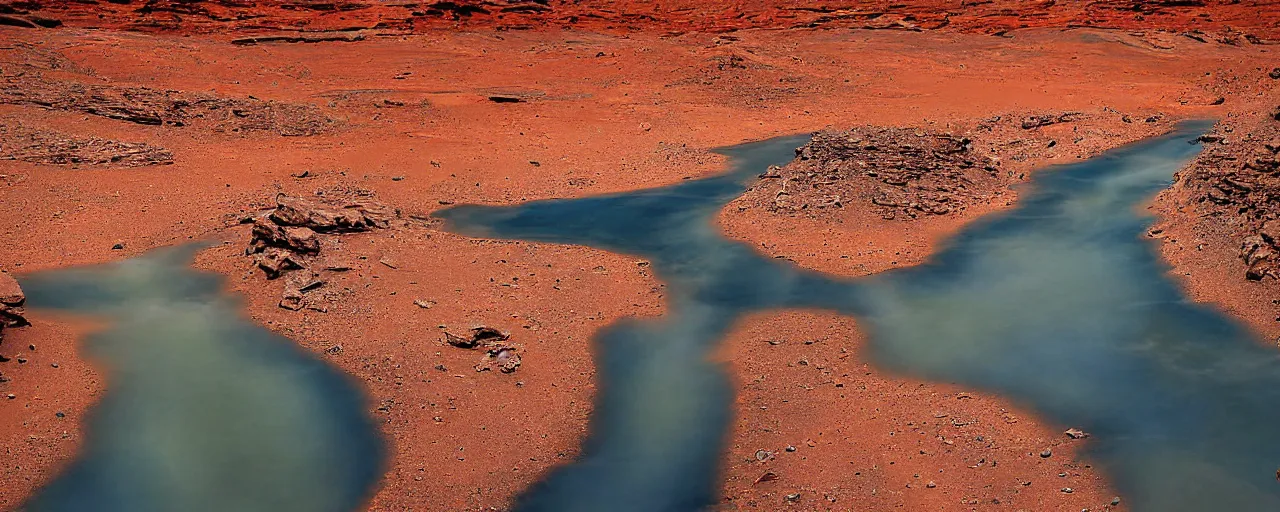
[246,194,397,310]
[445,327,521,374]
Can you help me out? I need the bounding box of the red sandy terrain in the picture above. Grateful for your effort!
[1,3,1277,511]
[717,311,1118,511]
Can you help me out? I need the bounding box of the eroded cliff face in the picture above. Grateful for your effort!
[2,0,1278,39]
[1166,106,1280,280]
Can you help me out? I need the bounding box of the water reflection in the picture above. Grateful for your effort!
[19,246,384,512]
[441,120,1280,511]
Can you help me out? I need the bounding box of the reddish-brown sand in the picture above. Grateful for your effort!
[1,7,1277,511]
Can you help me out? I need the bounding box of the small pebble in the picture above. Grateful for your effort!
[1111,497,1122,506]
[925,481,937,488]
[1061,487,1074,493]
[785,445,796,452]
[784,493,800,502]
[1040,448,1052,458]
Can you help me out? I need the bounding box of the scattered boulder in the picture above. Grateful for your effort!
[444,326,521,373]
[471,326,510,344]
[279,271,324,311]
[754,471,779,484]
[253,247,306,279]
[444,331,477,348]
[1064,428,1090,439]
[0,272,23,307]
[0,272,28,348]
[444,326,509,348]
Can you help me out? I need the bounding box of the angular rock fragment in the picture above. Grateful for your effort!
[471,326,509,343]
[443,326,511,349]
[252,218,320,254]
[252,247,305,279]
[444,331,477,348]
[0,272,24,307]
[0,272,28,347]
[279,271,324,310]
[491,346,521,373]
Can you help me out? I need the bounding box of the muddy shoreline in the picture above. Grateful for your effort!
[1,20,1276,511]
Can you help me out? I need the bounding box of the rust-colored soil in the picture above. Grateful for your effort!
[1,5,1277,510]
[716,310,1119,511]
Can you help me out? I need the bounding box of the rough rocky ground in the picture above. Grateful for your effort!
[737,111,1170,221]
[4,0,1277,38]
[0,11,1276,512]
[1150,92,1280,346]
[1169,107,1280,281]
[0,123,172,166]
[1,74,334,136]
[716,311,1117,512]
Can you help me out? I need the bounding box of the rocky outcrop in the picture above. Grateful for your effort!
[1175,108,1280,280]
[5,1,1278,39]
[772,127,1004,219]
[742,110,1172,221]
[0,124,173,167]
[245,194,398,310]
[741,110,1171,222]
[0,272,28,351]
[0,76,333,136]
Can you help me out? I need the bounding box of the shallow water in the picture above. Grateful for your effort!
[441,121,1280,511]
[18,246,384,512]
